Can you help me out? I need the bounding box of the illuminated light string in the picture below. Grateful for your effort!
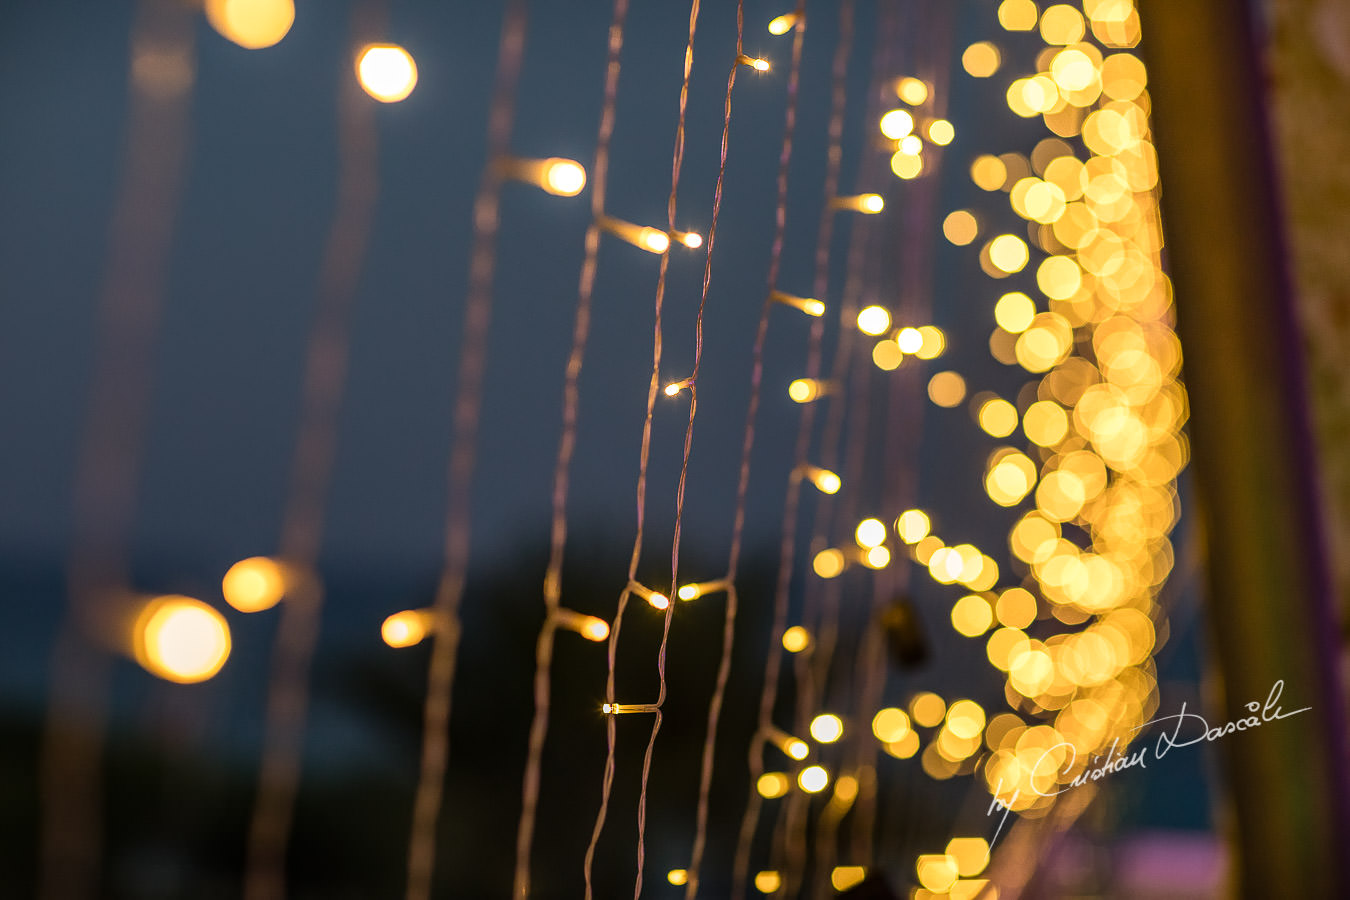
[242,2,392,896]
[39,4,199,893]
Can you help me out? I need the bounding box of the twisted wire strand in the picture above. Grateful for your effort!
[406,4,530,899]
[243,5,383,894]
[38,3,196,896]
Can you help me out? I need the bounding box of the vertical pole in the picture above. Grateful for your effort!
[1141,0,1350,895]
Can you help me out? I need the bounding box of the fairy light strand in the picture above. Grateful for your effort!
[243,7,384,898]
[38,3,196,896]
[405,4,529,900]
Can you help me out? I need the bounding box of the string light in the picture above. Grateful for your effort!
[551,608,610,641]
[754,872,783,893]
[767,13,802,35]
[676,578,729,601]
[895,76,930,105]
[498,157,587,196]
[382,609,438,648]
[757,772,791,799]
[222,556,289,613]
[856,305,892,336]
[832,867,867,891]
[356,44,418,103]
[801,464,842,495]
[787,377,831,403]
[664,376,695,397]
[628,580,670,610]
[830,193,885,213]
[769,289,826,317]
[132,595,232,683]
[781,626,811,653]
[855,517,888,548]
[809,713,844,743]
[667,869,689,886]
[205,0,295,50]
[596,214,671,253]
[927,118,956,145]
[601,703,661,715]
[675,229,704,249]
[765,727,810,760]
[879,109,915,140]
[736,53,771,72]
[797,765,829,793]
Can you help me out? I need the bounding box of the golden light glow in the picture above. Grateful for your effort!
[896,76,929,105]
[798,765,829,793]
[356,44,418,103]
[754,871,782,894]
[676,579,727,601]
[951,594,994,637]
[988,234,1030,273]
[737,54,771,71]
[757,772,790,798]
[971,155,1008,191]
[880,109,916,140]
[928,371,967,408]
[810,713,844,743]
[978,398,1019,438]
[891,150,924,180]
[222,556,286,613]
[804,465,841,494]
[962,41,1002,77]
[767,13,801,35]
[985,449,1038,506]
[788,378,828,403]
[894,327,921,354]
[833,193,885,213]
[864,546,892,569]
[639,228,670,254]
[598,216,672,254]
[895,509,932,543]
[206,0,295,50]
[928,119,955,146]
[664,377,693,397]
[813,548,846,579]
[994,292,1036,333]
[542,158,586,196]
[629,582,669,610]
[996,587,1037,629]
[943,210,979,246]
[855,518,888,548]
[945,699,987,740]
[918,855,960,893]
[554,608,610,641]
[910,691,946,728]
[857,305,892,336]
[916,326,946,359]
[946,837,991,877]
[382,609,433,648]
[832,867,867,891]
[1040,4,1087,44]
[769,290,826,317]
[997,0,1039,31]
[873,340,903,371]
[133,596,231,684]
[678,230,703,249]
[872,707,912,743]
[782,625,811,653]
[667,869,688,886]
[1023,399,1069,446]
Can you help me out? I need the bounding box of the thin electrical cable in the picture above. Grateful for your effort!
[408,4,529,900]
[242,6,382,898]
[38,4,195,897]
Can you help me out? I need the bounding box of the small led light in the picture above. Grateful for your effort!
[855,518,888,548]
[676,578,729,601]
[678,230,703,249]
[802,465,841,494]
[737,53,771,71]
[788,378,830,403]
[356,43,418,103]
[880,109,915,140]
[857,305,892,336]
[602,702,661,715]
[629,581,670,610]
[769,289,826,317]
[810,713,844,743]
[897,327,924,353]
[831,193,885,213]
[768,13,801,35]
[664,377,694,397]
[798,765,830,793]
[382,609,436,648]
[597,215,672,254]
[782,625,811,652]
[552,608,610,642]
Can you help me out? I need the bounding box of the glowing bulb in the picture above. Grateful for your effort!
[133,596,231,684]
[738,54,771,71]
[382,610,431,648]
[810,713,844,743]
[891,150,923,180]
[864,545,891,569]
[222,556,286,613]
[786,739,809,760]
[668,869,688,886]
[664,377,694,397]
[899,134,924,155]
[813,548,846,578]
[861,193,885,213]
[788,378,827,403]
[206,0,294,50]
[895,509,931,543]
[554,608,610,641]
[782,625,811,652]
[896,327,923,353]
[770,290,826,317]
[798,765,829,793]
[855,518,887,548]
[928,119,955,146]
[678,584,698,600]
[356,44,418,103]
[676,578,728,601]
[542,158,586,196]
[679,230,703,249]
[755,872,782,893]
[630,582,669,610]
[988,234,1030,273]
[639,228,670,254]
[832,193,885,213]
[803,465,841,495]
[768,13,801,35]
[758,772,791,798]
[832,867,867,891]
[880,109,915,140]
[857,305,892,336]
[896,76,929,105]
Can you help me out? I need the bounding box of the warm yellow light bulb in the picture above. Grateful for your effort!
[788,378,825,403]
[810,713,844,743]
[133,596,231,684]
[803,465,841,495]
[786,739,809,760]
[798,765,829,793]
[755,871,783,893]
[382,610,430,648]
[880,109,915,140]
[222,556,286,613]
[832,867,867,891]
[738,54,771,71]
[542,158,586,196]
[768,13,801,35]
[864,545,891,569]
[896,327,923,353]
[896,77,929,105]
[928,119,956,146]
[639,228,670,254]
[206,0,295,50]
[855,517,887,548]
[988,234,1030,273]
[895,509,931,543]
[679,230,703,249]
[857,305,892,336]
[861,193,885,213]
[356,44,418,103]
[667,869,688,886]
[899,134,924,155]
[782,625,811,652]
[757,771,791,798]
